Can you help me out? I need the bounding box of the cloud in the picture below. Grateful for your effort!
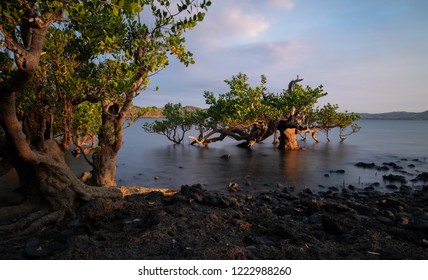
[202,7,271,39]
[226,40,311,68]
[267,0,295,10]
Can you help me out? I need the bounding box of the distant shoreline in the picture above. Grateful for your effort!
[359,110,428,120]
[136,105,428,120]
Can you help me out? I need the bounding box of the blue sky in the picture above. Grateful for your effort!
[135,0,428,113]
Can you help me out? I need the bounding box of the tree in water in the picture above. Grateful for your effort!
[0,0,211,235]
[149,73,360,150]
[143,103,195,144]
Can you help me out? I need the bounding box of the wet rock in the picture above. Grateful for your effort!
[355,162,377,169]
[329,170,345,174]
[415,172,428,181]
[386,184,398,190]
[221,154,231,159]
[378,165,390,171]
[365,186,375,191]
[377,197,407,210]
[348,185,356,191]
[341,188,351,195]
[383,174,406,183]
[383,162,403,170]
[399,185,413,195]
[408,164,416,168]
[324,174,330,178]
[328,186,339,192]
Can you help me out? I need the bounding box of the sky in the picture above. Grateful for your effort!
[134,0,428,113]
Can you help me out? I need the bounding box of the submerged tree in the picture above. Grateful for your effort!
[149,73,360,149]
[0,0,211,235]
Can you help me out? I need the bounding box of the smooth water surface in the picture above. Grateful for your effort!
[114,119,428,192]
[1,119,428,193]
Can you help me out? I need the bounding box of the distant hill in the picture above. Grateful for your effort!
[359,110,428,120]
[140,106,164,118]
[135,105,203,118]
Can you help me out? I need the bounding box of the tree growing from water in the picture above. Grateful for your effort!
[149,73,360,149]
[0,0,211,235]
[143,103,196,144]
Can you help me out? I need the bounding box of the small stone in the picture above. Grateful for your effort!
[228,182,239,192]
[396,216,410,226]
[154,176,160,180]
[384,210,395,219]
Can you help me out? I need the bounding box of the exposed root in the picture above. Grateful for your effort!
[120,186,178,197]
[0,208,47,238]
[0,200,41,223]
[19,209,65,237]
[0,209,65,242]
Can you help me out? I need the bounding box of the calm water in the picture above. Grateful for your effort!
[1,119,428,192]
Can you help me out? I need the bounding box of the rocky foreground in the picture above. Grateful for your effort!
[1,181,427,259]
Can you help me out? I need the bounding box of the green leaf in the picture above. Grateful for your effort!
[112,7,119,17]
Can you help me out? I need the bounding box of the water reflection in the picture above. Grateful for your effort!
[1,119,428,193]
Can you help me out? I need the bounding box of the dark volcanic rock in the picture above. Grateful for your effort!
[383,174,407,183]
[2,183,428,260]
[383,162,403,170]
[415,172,428,181]
[355,162,377,169]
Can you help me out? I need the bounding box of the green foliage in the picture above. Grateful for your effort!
[204,73,279,127]
[313,103,361,142]
[148,73,360,146]
[142,103,196,144]
[264,84,328,118]
[2,0,210,151]
[73,101,102,139]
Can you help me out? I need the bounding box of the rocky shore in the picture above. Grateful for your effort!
[1,178,427,259]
